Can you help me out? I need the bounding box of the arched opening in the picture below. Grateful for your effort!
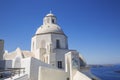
[52,19,55,23]
[41,40,46,48]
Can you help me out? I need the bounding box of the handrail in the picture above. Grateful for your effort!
[0,68,25,79]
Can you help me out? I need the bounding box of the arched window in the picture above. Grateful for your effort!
[47,18,49,23]
[41,40,46,48]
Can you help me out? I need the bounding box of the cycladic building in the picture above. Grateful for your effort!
[0,12,99,80]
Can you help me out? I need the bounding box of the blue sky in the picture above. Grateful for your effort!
[0,0,120,64]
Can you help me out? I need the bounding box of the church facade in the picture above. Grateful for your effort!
[0,12,98,80]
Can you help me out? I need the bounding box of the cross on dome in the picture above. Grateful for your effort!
[50,10,52,14]
[46,10,54,17]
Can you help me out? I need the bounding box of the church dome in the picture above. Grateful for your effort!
[35,12,64,35]
[35,24,64,35]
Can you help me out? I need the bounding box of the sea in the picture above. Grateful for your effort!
[90,64,120,80]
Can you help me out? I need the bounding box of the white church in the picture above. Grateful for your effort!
[0,12,99,80]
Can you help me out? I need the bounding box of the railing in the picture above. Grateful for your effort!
[0,68,25,79]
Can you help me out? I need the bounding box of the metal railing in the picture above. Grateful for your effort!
[0,68,25,79]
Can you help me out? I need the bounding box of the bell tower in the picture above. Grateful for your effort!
[43,11,57,25]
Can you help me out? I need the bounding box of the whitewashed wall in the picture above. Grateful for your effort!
[21,58,31,78]
[29,57,55,80]
[31,34,51,52]
[51,34,68,49]
[39,66,69,80]
[54,49,69,69]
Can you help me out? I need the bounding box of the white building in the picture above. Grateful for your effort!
[0,12,99,80]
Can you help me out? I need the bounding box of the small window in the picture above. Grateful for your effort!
[52,19,54,23]
[56,39,60,48]
[57,61,62,69]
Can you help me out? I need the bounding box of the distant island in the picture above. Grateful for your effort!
[88,64,114,68]
[115,70,120,73]
[90,64,120,80]
[89,64,120,74]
